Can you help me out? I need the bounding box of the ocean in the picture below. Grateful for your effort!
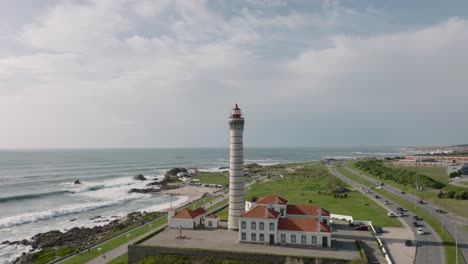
[0,147,404,263]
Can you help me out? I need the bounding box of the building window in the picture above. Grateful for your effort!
[291,234,296,243]
[311,236,317,244]
[241,233,246,240]
[260,233,264,242]
[251,233,256,241]
[208,221,212,227]
[301,235,306,244]
[269,223,274,230]
[251,221,256,230]
[241,221,246,229]
[281,234,286,243]
[259,222,264,230]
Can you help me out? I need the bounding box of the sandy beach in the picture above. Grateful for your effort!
[161,186,223,205]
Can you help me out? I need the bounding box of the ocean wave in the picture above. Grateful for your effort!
[0,194,144,229]
[0,190,69,203]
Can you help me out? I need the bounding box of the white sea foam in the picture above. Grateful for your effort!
[0,243,33,264]
[0,194,143,229]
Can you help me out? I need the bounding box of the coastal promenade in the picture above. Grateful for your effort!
[327,164,444,264]
[345,165,468,264]
[84,193,229,264]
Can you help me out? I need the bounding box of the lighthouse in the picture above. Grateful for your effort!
[228,104,245,231]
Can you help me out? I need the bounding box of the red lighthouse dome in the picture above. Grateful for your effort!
[230,104,242,118]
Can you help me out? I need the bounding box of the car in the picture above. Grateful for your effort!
[412,221,419,227]
[384,200,389,204]
[435,209,446,214]
[396,207,406,212]
[405,240,413,246]
[375,195,380,199]
[356,226,369,231]
[401,191,406,194]
[418,200,424,204]
[412,215,422,221]
[397,212,405,217]
[375,227,383,233]
[375,186,382,189]
[387,212,396,217]
[417,228,425,235]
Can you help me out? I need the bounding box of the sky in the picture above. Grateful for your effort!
[1,0,468,148]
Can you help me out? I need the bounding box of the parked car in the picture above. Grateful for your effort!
[405,240,413,246]
[417,228,425,235]
[356,226,369,231]
[412,221,419,227]
[375,227,383,233]
[387,212,396,217]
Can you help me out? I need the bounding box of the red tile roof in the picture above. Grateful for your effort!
[256,194,288,205]
[241,205,280,219]
[206,214,218,219]
[286,205,329,216]
[172,207,206,219]
[278,217,330,232]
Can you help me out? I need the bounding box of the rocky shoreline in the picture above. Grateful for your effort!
[6,211,163,264]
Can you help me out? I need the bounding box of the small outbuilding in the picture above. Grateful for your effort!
[169,207,206,229]
[205,214,219,229]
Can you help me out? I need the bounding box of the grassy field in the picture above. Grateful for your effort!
[349,161,468,219]
[207,198,228,212]
[108,253,127,264]
[136,255,270,264]
[346,164,463,264]
[385,163,449,184]
[193,172,228,185]
[61,196,215,264]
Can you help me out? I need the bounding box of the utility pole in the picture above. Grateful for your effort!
[455,222,458,264]
[442,197,444,234]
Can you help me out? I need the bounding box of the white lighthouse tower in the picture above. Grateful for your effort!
[228,104,245,231]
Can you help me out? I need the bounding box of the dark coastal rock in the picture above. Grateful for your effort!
[133,174,147,181]
[69,218,77,222]
[90,215,102,220]
[165,168,187,177]
[1,240,9,245]
[74,180,81,185]
[146,180,164,186]
[218,166,229,170]
[128,188,160,194]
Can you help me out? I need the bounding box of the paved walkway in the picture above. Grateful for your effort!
[85,193,228,264]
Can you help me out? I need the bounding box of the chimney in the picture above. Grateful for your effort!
[264,206,268,218]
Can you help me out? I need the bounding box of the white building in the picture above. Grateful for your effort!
[169,207,206,229]
[239,194,331,248]
[205,214,220,229]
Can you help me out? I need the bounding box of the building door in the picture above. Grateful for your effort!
[269,234,275,244]
[322,236,328,247]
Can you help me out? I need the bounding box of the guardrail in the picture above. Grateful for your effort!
[370,223,393,264]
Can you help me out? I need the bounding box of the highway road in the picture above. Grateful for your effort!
[343,165,468,264]
[327,164,445,264]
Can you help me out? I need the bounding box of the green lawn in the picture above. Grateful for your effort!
[346,163,463,264]
[207,198,228,212]
[193,172,228,185]
[136,255,270,264]
[348,161,468,219]
[61,196,215,264]
[386,163,449,184]
[217,206,228,221]
[108,253,127,264]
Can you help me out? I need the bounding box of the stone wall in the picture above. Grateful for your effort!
[128,245,349,264]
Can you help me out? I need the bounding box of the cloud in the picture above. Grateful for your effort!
[0,1,467,148]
